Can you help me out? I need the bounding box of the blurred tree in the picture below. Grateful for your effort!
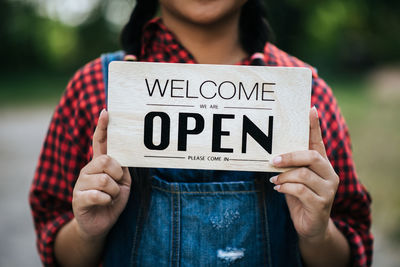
[0,0,121,73]
[1,0,399,74]
[267,0,400,72]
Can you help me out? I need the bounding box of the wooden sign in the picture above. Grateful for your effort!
[107,62,312,172]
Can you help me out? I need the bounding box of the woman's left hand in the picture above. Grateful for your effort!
[269,106,339,243]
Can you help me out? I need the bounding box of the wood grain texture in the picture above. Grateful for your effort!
[108,62,311,172]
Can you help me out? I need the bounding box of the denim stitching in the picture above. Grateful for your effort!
[262,185,273,266]
[257,189,268,267]
[170,183,174,267]
[130,203,143,267]
[151,186,259,194]
[174,183,181,267]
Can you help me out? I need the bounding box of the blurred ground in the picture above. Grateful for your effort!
[0,68,399,266]
[0,106,51,267]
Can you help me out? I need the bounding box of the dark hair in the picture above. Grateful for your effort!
[120,0,158,56]
[120,0,272,56]
[240,0,273,54]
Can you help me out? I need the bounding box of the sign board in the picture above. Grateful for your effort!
[107,62,312,172]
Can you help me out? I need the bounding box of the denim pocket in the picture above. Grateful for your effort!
[135,175,271,267]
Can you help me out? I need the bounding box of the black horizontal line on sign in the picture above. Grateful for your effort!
[224,107,272,110]
[229,159,270,162]
[144,155,186,159]
[263,82,276,85]
[146,104,195,107]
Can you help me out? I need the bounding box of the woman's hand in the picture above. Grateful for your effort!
[72,109,131,241]
[270,106,338,242]
[269,107,349,267]
[55,109,132,267]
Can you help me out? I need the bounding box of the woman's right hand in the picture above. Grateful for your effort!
[72,109,131,241]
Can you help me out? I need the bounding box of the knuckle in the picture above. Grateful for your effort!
[98,174,109,188]
[319,140,325,150]
[113,167,124,181]
[72,190,86,209]
[298,167,309,179]
[92,130,98,142]
[112,184,121,197]
[328,182,338,197]
[99,155,111,168]
[296,184,307,195]
[333,174,340,187]
[89,190,102,203]
[72,190,79,205]
[79,165,88,177]
[310,150,321,162]
[117,167,124,180]
[72,199,78,212]
[327,175,339,191]
[329,189,337,199]
[75,173,88,189]
[285,153,293,164]
[318,197,331,210]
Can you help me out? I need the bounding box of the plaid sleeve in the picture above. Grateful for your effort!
[311,77,373,267]
[29,58,105,266]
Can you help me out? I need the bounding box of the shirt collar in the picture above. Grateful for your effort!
[139,17,260,66]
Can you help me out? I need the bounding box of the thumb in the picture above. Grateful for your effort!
[309,106,327,159]
[93,109,108,158]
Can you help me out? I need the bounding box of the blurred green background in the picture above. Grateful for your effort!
[0,0,399,265]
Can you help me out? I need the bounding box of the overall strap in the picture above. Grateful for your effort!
[100,51,149,179]
[101,50,125,106]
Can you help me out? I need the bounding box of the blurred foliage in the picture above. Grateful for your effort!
[0,0,121,73]
[1,0,399,74]
[266,0,400,73]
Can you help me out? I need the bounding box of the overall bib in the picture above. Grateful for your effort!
[101,52,302,267]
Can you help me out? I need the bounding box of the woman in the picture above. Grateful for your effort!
[30,0,373,266]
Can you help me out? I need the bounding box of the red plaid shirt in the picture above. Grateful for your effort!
[30,18,373,266]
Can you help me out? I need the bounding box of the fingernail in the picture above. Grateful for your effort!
[272,156,282,165]
[273,185,281,191]
[100,109,105,116]
[269,175,278,184]
[312,106,319,118]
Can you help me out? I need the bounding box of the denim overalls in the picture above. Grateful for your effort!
[101,52,302,267]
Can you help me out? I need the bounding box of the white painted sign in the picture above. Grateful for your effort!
[107,62,312,172]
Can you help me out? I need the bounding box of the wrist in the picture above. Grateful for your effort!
[72,218,108,244]
[299,219,334,247]
[298,219,350,267]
